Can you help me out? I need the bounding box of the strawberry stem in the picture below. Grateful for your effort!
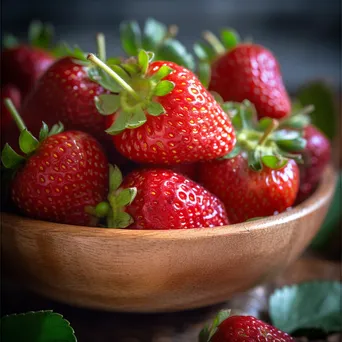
[87,53,141,101]
[258,119,279,145]
[96,33,106,61]
[4,98,26,132]
[203,31,225,55]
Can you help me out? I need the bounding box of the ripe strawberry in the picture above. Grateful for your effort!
[96,168,229,229]
[296,124,331,202]
[1,21,56,98]
[1,84,21,130]
[88,51,236,164]
[195,30,291,119]
[200,311,294,342]
[1,99,109,226]
[198,101,301,223]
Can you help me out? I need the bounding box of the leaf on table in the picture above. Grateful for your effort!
[269,281,342,334]
[296,81,337,141]
[1,310,77,342]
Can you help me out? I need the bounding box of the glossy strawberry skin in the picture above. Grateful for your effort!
[20,57,126,164]
[11,131,108,226]
[209,44,291,119]
[198,155,299,223]
[1,45,55,98]
[1,84,21,130]
[211,315,294,342]
[109,61,236,164]
[296,125,331,202]
[121,169,229,229]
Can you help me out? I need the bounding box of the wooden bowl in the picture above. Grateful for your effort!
[1,165,337,313]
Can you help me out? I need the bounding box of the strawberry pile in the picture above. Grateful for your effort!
[1,20,331,229]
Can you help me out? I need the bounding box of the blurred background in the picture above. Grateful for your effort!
[1,0,340,94]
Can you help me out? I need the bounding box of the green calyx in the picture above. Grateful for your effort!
[1,98,64,170]
[86,165,137,228]
[199,310,231,342]
[87,51,175,135]
[194,28,240,87]
[120,18,195,71]
[220,100,309,171]
[3,20,54,49]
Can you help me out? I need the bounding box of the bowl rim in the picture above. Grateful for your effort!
[1,165,337,240]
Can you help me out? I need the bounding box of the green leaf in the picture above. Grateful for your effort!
[52,42,87,61]
[296,81,337,140]
[153,80,175,96]
[95,94,120,115]
[113,211,134,228]
[120,20,142,56]
[220,145,241,160]
[116,187,137,206]
[271,130,301,141]
[269,281,342,334]
[121,62,141,76]
[280,113,311,130]
[28,20,54,49]
[106,57,122,65]
[277,137,307,152]
[110,65,131,85]
[248,149,262,171]
[142,18,167,51]
[3,34,19,48]
[105,111,129,135]
[48,122,64,136]
[138,49,149,74]
[88,67,121,93]
[220,28,240,49]
[146,101,165,116]
[156,39,196,71]
[109,164,123,192]
[193,42,216,62]
[197,62,211,89]
[199,310,231,342]
[126,108,147,129]
[261,155,287,169]
[257,117,274,131]
[151,65,173,82]
[1,144,25,169]
[39,122,49,141]
[1,310,77,342]
[19,129,39,154]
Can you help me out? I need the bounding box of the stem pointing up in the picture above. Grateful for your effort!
[87,53,141,101]
[96,33,106,61]
[4,98,26,132]
[203,31,226,55]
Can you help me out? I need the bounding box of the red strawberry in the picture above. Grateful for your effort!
[88,52,236,164]
[198,101,301,223]
[1,84,21,130]
[1,45,55,98]
[97,167,229,229]
[203,313,294,342]
[2,99,109,226]
[296,124,331,202]
[196,30,291,119]
[199,155,299,223]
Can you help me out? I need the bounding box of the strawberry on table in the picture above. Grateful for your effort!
[195,30,291,119]
[95,167,229,230]
[1,21,55,99]
[87,51,236,164]
[198,100,302,223]
[199,310,294,342]
[1,99,109,226]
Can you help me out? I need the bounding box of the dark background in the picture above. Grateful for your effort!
[1,0,341,93]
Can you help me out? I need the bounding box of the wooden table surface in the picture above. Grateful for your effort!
[1,247,341,342]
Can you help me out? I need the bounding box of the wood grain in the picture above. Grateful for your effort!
[0,165,337,312]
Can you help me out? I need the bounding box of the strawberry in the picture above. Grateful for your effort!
[195,30,291,119]
[87,51,236,164]
[296,124,331,202]
[1,21,55,98]
[198,101,301,223]
[1,99,109,226]
[95,167,229,229]
[200,310,294,342]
